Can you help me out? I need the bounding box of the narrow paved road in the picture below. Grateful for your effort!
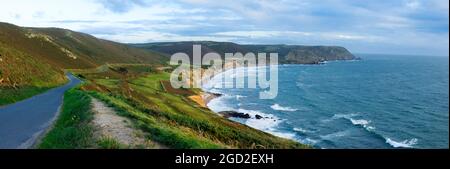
[0,74,81,148]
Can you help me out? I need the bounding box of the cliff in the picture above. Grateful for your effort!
[132,41,357,64]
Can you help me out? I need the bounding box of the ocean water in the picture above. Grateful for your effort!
[203,54,449,149]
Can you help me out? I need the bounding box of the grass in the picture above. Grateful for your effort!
[82,69,309,149]
[0,86,52,106]
[131,75,306,148]
[38,88,94,149]
[97,137,127,149]
[0,42,67,106]
[89,91,223,149]
[38,65,309,149]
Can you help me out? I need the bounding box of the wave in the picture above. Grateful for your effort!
[349,117,419,148]
[333,113,358,119]
[206,94,234,112]
[348,118,376,131]
[321,113,358,123]
[206,91,298,141]
[299,138,319,145]
[271,104,298,112]
[320,130,349,140]
[385,138,418,148]
[328,113,418,148]
[324,113,376,131]
[293,127,313,133]
[237,108,297,140]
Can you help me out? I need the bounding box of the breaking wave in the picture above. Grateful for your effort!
[385,138,418,148]
[271,104,298,112]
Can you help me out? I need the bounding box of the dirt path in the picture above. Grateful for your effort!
[90,98,165,149]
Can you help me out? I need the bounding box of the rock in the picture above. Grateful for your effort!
[219,111,251,119]
[255,115,263,119]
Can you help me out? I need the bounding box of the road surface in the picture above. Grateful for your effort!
[0,74,81,148]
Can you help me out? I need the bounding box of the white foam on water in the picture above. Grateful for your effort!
[321,113,358,123]
[238,108,279,130]
[271,104,298,112]
[348,118,376,131]
[332,113,358,119]
[299,138,319,145]
[207,89,223,94]
[320,130,349,140]
[349,118,369,125]
[202,65,301,142]
[293,127,313,133]
[237,108,296,140]
[385,138,418,148]
[206,94,234,112]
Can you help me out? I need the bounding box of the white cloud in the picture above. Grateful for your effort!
[0,0,448,56]
[405,0,421,10]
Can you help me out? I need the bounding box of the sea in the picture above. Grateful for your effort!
[203,54,449,149]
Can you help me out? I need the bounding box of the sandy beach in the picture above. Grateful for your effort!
[188,92,221,108]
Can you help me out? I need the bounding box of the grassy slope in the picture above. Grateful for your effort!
[38,88,94,149]
[1,22,168,70]
[0,40,67,106]
[0,22,167,105]
[29,27,168,69]
[0,23,67,105]
[89,91,223,149]
[77,66,309,149]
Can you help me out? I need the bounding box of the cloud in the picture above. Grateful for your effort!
[0,0,448,56]
[97,0,147,13]
[405,0,421,10]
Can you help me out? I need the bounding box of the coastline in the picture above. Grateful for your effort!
[191,58,362,146]
[196,64,298,140]
[202,92,222,106]
[195,59,360,145]
[188,91,222,108]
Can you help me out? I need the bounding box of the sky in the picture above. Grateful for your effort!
[0,0,448,56]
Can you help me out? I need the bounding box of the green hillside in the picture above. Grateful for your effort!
[0,43,67,105]
[0,22,167,70]
[0,22,167,105]
[66,64,309,149]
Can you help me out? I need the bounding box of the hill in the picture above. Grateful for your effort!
[0,22,167,105]
[132,41,356,64]
[0,22,167,70]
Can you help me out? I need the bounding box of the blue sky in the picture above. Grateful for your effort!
[0,0,448,56]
